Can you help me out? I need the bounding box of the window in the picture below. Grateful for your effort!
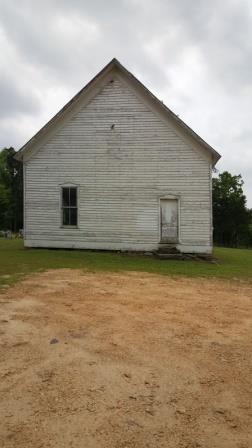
[61,187,77,226]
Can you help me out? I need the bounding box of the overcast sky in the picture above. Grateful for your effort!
[0,0,251,205]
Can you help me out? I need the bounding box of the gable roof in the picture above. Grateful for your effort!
[15,58,221,165]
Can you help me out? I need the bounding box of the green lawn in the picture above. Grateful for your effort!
[0,239,251,289]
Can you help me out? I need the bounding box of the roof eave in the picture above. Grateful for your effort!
[14,57,221,166]
[14,58,120,161]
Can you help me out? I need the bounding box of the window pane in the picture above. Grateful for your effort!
[62,208,70,226]
[70,208,77,226]
[62,188,69,206]
[70,188,77,207]
[62,187,77,226]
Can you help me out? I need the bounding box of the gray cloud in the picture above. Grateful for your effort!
[0,73,41,118]
[0,0,251,205]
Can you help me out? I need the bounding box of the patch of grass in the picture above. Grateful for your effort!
[0,239,251,288]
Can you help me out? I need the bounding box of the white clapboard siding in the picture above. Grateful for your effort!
[24,76,212,253]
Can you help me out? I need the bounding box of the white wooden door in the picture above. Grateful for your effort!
[160,199,178,243]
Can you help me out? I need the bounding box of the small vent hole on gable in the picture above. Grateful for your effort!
[110,79,114,83]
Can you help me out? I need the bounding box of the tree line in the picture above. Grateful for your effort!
[0,147,252,247]
[0,147,23,233]
[213,172,252,247]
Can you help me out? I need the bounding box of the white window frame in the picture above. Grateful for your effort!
[60,184,79,228]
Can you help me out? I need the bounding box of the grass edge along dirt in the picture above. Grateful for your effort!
[0,239,252,289]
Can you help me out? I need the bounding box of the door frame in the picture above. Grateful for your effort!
[158,195,181,244]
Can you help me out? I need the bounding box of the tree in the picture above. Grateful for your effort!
[0,147,23,231]
[212,171,251,247]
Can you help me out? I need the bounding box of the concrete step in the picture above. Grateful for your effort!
[155,253,185,260]
[157,245,180,254]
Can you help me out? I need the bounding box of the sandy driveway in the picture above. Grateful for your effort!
[0,269,252,448]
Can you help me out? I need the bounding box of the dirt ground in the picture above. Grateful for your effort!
[0,270,252,448]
